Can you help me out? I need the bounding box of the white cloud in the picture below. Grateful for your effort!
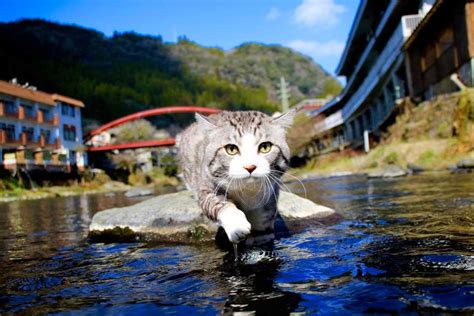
[293,0,346,27]
[266,7,281,21]
[288,39,345,58]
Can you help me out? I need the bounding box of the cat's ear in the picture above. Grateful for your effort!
[272,108,296,129]
[195,113,216,129]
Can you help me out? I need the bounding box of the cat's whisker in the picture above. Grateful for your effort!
[263,175,278,203]
[266,173,287,192]
[213,177,229,197]
[271,170,307,198]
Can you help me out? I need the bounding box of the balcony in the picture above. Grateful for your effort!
[0,130,59,148]
[313,15,424,135]
[37,110,58,125]
[342,15,423,120]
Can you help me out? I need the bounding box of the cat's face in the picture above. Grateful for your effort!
[197,111,294,182]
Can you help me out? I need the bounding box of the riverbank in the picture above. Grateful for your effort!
[0,165,181,203]
[0,180,132,203]
[291,138,474,179]
[292,90,474,179]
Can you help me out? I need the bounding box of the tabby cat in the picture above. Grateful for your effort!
[177,110,294,246]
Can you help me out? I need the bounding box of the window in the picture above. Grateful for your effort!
[61,103,76,117]
[63,124,76,141]
[22,104,36,118]
[39,108,52,121]
[437,26,454,54]
[3,100,16,114]
[421,44,436,72]
[22,126,35,141]
[3,124,15,141]
[40,128,51,143]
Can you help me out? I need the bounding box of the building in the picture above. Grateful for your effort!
[294,97,333,113]
[404,0,474,99]
[307,0,472,156]
[0,79,87,172]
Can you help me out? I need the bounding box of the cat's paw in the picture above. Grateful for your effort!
[218,206,251,243]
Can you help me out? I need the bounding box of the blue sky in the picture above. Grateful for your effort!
[0,0,358,78]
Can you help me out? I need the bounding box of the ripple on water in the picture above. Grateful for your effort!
[0,173,473,314]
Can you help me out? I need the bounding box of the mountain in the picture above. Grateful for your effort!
[0,19,341,125]
[169,39,342,102]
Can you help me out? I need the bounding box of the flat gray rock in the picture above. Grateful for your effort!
[124,187,154,197]
[89,190,337,243]
[368,165,409,178]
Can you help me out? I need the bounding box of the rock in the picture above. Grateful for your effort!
[124,187,154,198]
[89,190,338,244]
[368,165,409,178]
[457,159,474,169]
[407,163,425,173]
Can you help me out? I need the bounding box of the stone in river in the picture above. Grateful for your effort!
[88,190,338,244]
[457,159,474,169]
[124,187,154,198]
[368,165,409,178]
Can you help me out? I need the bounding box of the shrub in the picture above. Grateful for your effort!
[383,152,398,165]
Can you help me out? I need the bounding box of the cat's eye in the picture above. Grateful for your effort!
[258,142,273,154]
[224,144,239,155]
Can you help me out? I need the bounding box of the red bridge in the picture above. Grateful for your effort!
[86,106,220,152]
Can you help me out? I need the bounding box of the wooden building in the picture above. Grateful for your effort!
[405,0,474,99]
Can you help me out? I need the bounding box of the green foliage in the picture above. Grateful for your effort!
[115,119,157,143]
[0,19,343,125]
[383,152,399,165]
[93,172,112,185]
[320,78,343,97]
[159,154,178,177]
[416,150,437,166]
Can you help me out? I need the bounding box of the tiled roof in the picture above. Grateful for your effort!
[0,80,85,107]
[0,80,56,106]
[51,94,85,107]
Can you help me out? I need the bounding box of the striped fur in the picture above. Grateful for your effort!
[177,110,294,245]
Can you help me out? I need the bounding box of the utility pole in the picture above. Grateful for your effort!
[277,77,290,112]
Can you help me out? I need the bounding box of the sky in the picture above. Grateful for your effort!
[0,0,359,78]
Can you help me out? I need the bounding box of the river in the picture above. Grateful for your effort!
[0,172,473,314]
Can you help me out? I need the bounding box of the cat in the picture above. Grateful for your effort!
[177,110,294,246]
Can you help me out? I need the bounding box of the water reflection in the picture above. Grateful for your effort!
[0,172,473,314]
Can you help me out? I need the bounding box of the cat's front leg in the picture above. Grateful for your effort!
[198,189,251,243]
[217,205,251,243]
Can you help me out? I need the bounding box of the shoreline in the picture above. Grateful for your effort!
[0,182,132,203]
[2,164,471,204]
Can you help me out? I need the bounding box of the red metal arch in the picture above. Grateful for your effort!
[87,105,221,137]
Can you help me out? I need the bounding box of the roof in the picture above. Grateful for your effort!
[0,80,56,106]
[0,80,85,107]
[51,94,85,108]
[335,0,368,75]
[403,0,444,50]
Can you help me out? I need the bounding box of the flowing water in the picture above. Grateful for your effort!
[0,172,473,314]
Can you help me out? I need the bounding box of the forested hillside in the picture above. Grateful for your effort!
[0,19,341,125]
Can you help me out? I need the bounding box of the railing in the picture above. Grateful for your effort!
[342,23,405,120]
[314,15,424,135]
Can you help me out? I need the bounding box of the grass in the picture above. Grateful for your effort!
[292,138,474,177]
[293,90,474,177]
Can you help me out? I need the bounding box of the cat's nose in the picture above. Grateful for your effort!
[243,164,257,174]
